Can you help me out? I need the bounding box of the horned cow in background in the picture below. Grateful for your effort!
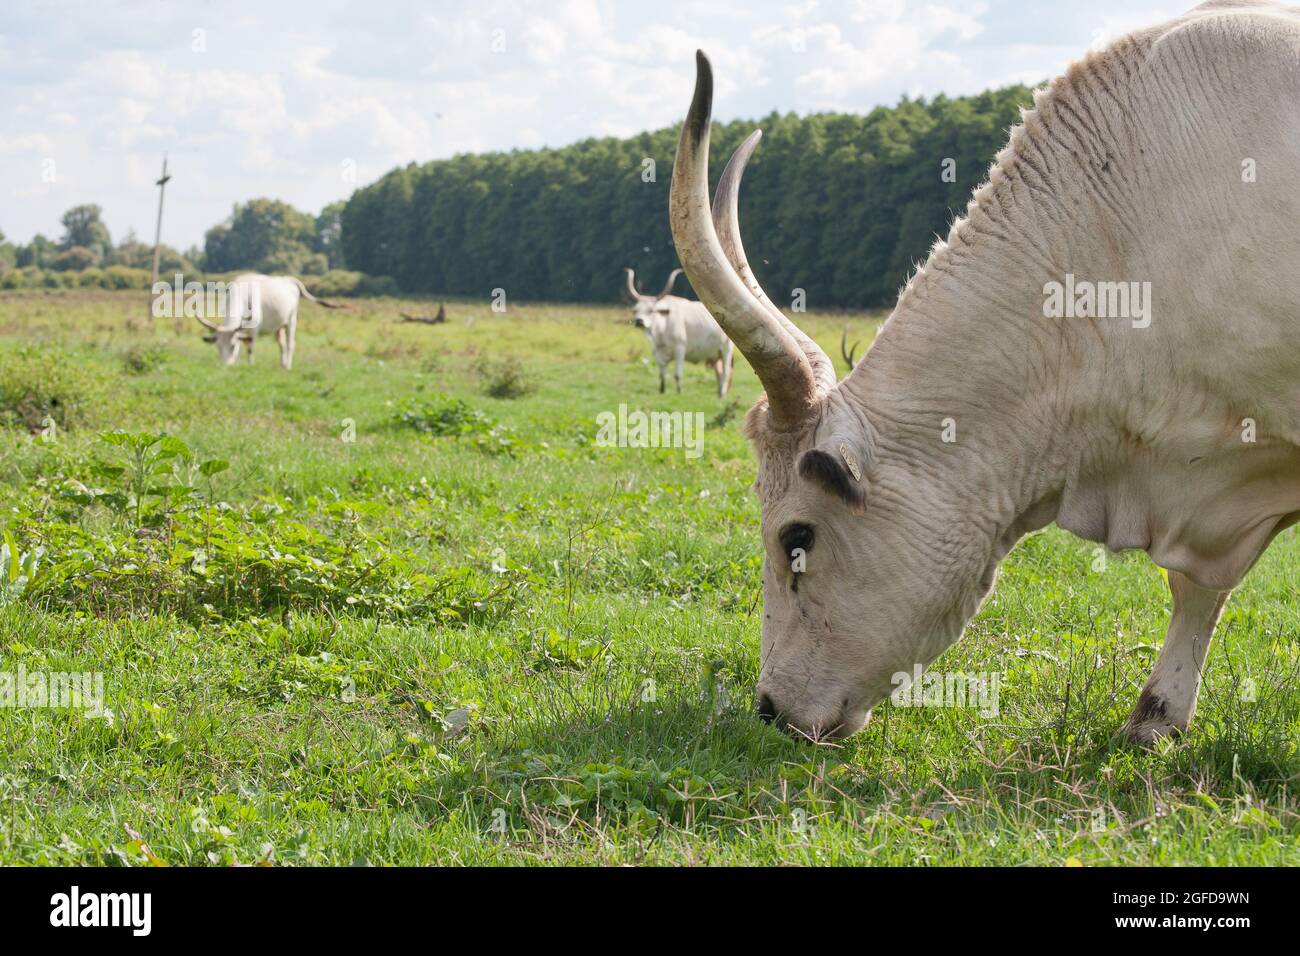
[625,267,733,396]
[194,273,342,369]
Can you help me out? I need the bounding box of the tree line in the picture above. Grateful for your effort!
[339,82,1035,309]
[1,81,1035,307]
[1,205,196,275]
[0,197,344,278]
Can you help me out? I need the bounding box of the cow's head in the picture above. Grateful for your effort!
[670,53,1000,740]
[624,268,681,329]
[194,281,261,365]
[195,317,250,365]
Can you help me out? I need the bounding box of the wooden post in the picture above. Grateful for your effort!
[149,156,171,320]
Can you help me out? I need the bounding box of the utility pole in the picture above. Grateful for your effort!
[149,156,171,320]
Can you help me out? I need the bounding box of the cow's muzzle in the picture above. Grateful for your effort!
[755,688,870,742]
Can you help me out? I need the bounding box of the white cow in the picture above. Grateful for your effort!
[669,2,1300,744]
[626,268,733,396]
[195,273,340,369]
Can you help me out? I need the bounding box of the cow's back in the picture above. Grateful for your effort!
[1006,3,1300,442]
[674,298,729,360]
[228,274,301,333]
[1127,2,1300,438]
[1034,3,1300,582]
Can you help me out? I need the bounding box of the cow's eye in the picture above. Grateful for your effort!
[779,523,814,558]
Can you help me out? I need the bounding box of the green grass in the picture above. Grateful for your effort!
[0,288,1295,866]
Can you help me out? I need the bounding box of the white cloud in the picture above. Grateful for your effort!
[0,132,56,155]
[0,0,1193,249]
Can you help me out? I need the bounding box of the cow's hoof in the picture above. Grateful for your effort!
[1122,719,1182,747]
[1122,688,1186,747]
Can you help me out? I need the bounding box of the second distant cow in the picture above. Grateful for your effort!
[625,267,732,397]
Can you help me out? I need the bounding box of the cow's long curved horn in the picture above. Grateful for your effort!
[712,130,837,393]
[624,268,644,300]
[194,304,243,334]
[192,279,255,334]
[656,268,683,300]
[670,51,819,425]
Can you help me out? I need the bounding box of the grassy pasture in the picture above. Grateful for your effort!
[0,288,1295,866]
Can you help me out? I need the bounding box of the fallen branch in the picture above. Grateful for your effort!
[400,304,447,325]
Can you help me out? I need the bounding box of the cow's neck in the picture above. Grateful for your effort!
[835,38,1300,591]
[844,250,1076,548]
[843,235,1299,590]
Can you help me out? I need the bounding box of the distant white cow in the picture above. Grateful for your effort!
[195,273,340,369]
[626,268,733,396]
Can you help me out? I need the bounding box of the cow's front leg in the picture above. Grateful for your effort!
[1124,569,1230,745]
[658,360,666,394]
[674,348,685,393]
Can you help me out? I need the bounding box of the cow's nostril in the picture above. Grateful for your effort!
[756,692,777,723]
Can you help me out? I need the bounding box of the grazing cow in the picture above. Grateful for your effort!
[195,273,340,369]
[669,2,1300,744]
[626,267,734,396]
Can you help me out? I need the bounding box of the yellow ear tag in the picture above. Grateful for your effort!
[837,442,862,482]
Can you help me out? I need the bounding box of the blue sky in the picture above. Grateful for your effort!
[1,0,1193,249]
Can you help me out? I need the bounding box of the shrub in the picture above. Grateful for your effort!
[0,266,392,296]
[390,394,525,455]
[473,354,536,399]
[310,270,401,298]
[299,252,329,276]
[0,345,104,433]
[121,343,169,376]
[24,510,522,623]
[53,246,98,271]
[308,270,361,297]
[104,266,151,290]
[76,267,106,288]
[3,434,528,623]
[356,273,400,296]
[392,394,494,436]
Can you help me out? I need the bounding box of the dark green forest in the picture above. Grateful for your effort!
[0,82,1038,305]
[340,83,1035,309]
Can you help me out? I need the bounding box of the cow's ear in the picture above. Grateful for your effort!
[796,431,872,510]
[202,334,217,343]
